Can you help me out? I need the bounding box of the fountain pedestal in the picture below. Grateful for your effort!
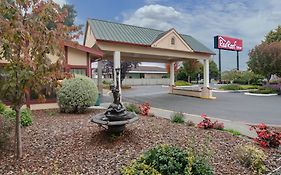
[91,85,138,133]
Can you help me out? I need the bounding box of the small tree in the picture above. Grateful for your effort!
[182,59,202,82]
[248,42,281,82]
[103,60,140,85]
[209,60,219,80]
[0,0,80,159]
[265,26,281,43]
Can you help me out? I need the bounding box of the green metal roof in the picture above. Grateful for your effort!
[88,19,215,55]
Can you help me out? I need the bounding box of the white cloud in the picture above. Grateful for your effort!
[122,2,281,70]
[123,4,182,30]
[53,0,67,6]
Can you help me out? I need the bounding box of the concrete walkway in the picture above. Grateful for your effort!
[99,102,257,138]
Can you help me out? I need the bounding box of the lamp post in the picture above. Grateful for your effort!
[115,68,121,101]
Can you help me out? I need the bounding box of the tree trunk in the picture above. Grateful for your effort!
[15,106,22,159]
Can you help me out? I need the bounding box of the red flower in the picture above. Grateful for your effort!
[251,123,281,148]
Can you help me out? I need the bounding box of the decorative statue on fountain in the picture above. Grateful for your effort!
[103,85,130,121]
[91,68,138,133]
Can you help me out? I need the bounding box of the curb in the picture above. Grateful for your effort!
[244,92,278,96]
[149,107,257,138]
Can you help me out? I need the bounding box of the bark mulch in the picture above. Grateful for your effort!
[0,109,280,175]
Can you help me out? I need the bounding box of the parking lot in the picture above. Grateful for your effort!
[122,85,281,125]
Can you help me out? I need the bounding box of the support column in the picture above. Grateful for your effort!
[203,59,209,88]
[113,51,121,94]
[97,60,103,95]
[201,59,214,99]
[169,61,175,93]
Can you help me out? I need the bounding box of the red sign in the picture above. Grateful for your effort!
[214,35,243,51]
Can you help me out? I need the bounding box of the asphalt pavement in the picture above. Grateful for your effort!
[120,85,281,125]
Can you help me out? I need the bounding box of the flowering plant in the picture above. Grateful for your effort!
[250,123,281,148]
[139,102,151,116]
[197,114,224,130]
[197,114,213,129]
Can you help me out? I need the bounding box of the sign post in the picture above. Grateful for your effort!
[218,49,222,82]
[236,51,239,71]
[214,35,243,82]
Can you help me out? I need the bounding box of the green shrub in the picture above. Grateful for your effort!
[170,112,185,124]
[249,87,278,94]
[125,103,140,114]
[0,114,13,149]
[57,75,98,113]
[235,145,266,174]
[241,85,259,90]
[233,78,248,85]
[121,162,161,175]
[219,84,244,90]
[220,84,260,91]
[20,108,33,127]
[223,129,241,136]
[138,145,190,175]
[121,145,213,175]
[175,81,192,86]
[0,102,7,114]
[2,108,16,119]
[2,108,32,127]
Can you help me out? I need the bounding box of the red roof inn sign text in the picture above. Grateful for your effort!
[214,35,243,51]
[214,35,243,81]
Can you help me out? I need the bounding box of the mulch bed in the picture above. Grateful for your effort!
[0,109,280,175]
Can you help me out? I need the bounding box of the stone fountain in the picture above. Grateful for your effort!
[91,70,138,133]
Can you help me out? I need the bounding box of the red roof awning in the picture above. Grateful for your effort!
[63,41,103,58]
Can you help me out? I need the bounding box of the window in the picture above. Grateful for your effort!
[171,37,175,45]
[70,68,87,76]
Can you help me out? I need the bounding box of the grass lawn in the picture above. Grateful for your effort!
[0,109,280,174]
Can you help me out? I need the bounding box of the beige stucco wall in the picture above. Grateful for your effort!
[68,47,87,66]
[2,48,88,66]
[152,31,193,52]
[84,24,96,48]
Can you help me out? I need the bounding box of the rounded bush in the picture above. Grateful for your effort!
[122,144,214,175]
[138,145,189,175]
[57,75,98,113]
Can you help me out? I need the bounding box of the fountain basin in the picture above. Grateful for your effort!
[91,112,139,133]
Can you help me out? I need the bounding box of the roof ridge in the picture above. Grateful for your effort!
[88,18,193,37]
[89,18,164,32]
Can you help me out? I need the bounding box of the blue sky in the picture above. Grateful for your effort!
[55,0,281,71]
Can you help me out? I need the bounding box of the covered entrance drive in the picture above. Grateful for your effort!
[84,19,216,99]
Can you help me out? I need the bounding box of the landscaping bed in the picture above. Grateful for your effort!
[0,109,280,175]
[219,84,259,91]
